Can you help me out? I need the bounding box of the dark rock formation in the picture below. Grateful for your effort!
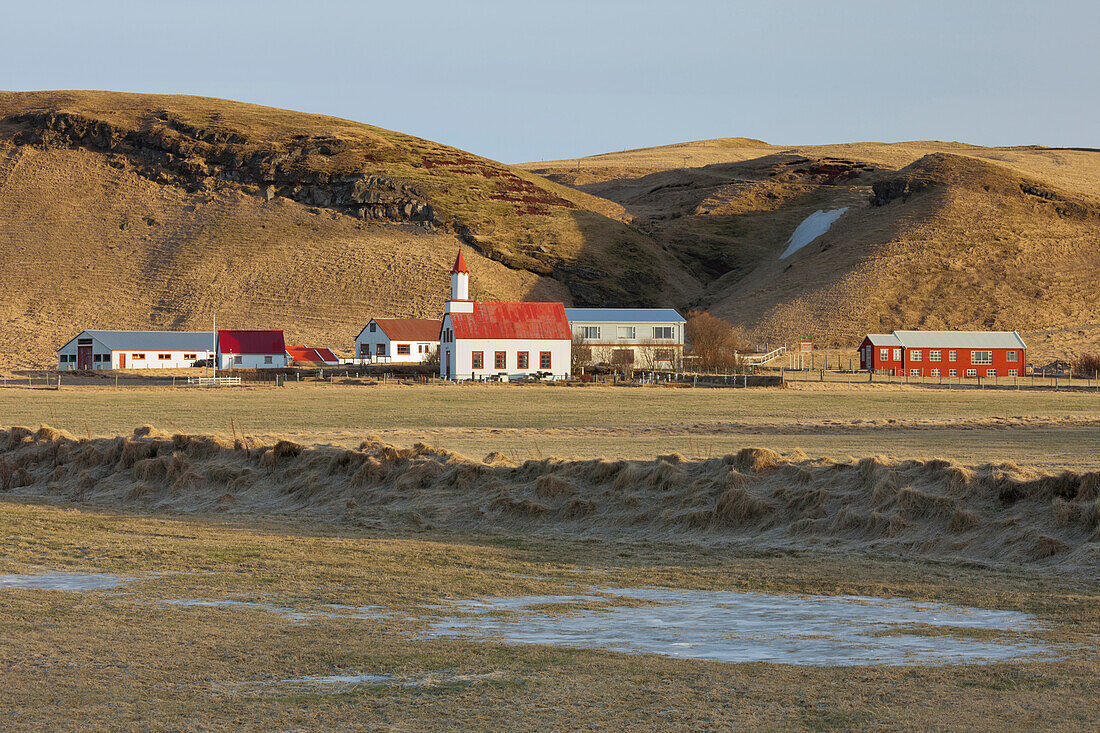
[6,111,437,225]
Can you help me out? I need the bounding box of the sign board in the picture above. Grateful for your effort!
[799,339,813,353]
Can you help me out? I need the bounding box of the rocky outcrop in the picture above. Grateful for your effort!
[6,111,436,225]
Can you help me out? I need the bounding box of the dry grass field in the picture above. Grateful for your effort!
[1,384,1098,729]
[0,495,1097,730]
[0,382,1097,468]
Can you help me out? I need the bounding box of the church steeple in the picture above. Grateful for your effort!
[452,249,468,275]
[446,249,473,313]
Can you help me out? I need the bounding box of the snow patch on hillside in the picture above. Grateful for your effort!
[780,207,849,259]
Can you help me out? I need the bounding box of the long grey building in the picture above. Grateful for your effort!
[57,330,215,370]
[565,308,685,368]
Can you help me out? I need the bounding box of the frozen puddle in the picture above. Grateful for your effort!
[425,588,1052,666]
[0,572,141,591]
[780,207,848,259]
[224,670,505,694]
[164,599,390,623]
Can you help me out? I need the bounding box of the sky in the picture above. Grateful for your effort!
[2,0,1096,162]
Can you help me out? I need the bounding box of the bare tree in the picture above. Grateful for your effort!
[685,310,750,372]
[1072,353,1100,379]
[423,345,440,368]
[571,334,592,374]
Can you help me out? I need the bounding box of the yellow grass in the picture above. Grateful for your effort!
[0,382,1098,468]
[0,500,1097,731]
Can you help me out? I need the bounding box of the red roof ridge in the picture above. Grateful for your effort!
[448,302,571,341]
[452,249,468,274]
[372,318,443,342]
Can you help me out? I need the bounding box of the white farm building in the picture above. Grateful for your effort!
[354,318,441,363]
[566,308,685,368]
[57,330,214,370]
[217,330,288,369]
[440,251,571,380]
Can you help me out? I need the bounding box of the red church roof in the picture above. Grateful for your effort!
[218,330,285,354]
[449,302,571,340]
[452,249,468,273]
[373,318,442,342]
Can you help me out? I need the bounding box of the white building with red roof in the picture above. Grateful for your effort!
[439,251,572,380]
[217,330,287,369]
[354,318,441,364]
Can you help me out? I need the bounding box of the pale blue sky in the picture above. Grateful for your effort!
[3,1,1096,162]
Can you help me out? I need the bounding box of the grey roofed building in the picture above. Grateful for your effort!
[864,333,903,347]
[893,330,1026,349]
[565,308,684,323]
[58,330,215,351]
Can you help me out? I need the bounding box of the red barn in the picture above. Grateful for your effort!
[858,331,1027,378]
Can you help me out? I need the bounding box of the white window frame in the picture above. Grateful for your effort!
[910,368,920,376]
[616,326,636,340]
[986,369,997,377]
[1007,351,1018,362]
[582,326,600,339]
[972,351,993,365]
[931,369,940,376]
[948,350,957,361]
[949,369,957,377]
[930,350,941,361]
[1008,369,1018,377]
[892,348,901,361]
[653,326,674,340]
[879,348,888,361]
[966,369,977,377]
[911,350,922,361]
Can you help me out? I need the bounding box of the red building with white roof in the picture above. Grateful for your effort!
[439,251,572,380]
[859,331,1027,378]
[217,330,287,369]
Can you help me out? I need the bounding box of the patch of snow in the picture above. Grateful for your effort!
[163,599,391,623]
[423,587,1052,666]
[0,572,141,591]
[780,207,849,259]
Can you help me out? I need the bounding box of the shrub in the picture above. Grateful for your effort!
[1072,353,1100,378]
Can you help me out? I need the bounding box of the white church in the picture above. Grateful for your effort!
[439,250,572,380]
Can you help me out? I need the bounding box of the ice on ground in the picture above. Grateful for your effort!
[780,207,849,259]
[163,599,390,623]
[424,587,1051,666]
[222,670,506,694]
[0,572,141,591]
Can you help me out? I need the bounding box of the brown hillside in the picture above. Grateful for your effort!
[0,91,692,368]
[524,140,1100,360]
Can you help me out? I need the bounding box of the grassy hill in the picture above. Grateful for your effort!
[524,139,1100,359]
[1,91,1096,367]
[0,91,692,367]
